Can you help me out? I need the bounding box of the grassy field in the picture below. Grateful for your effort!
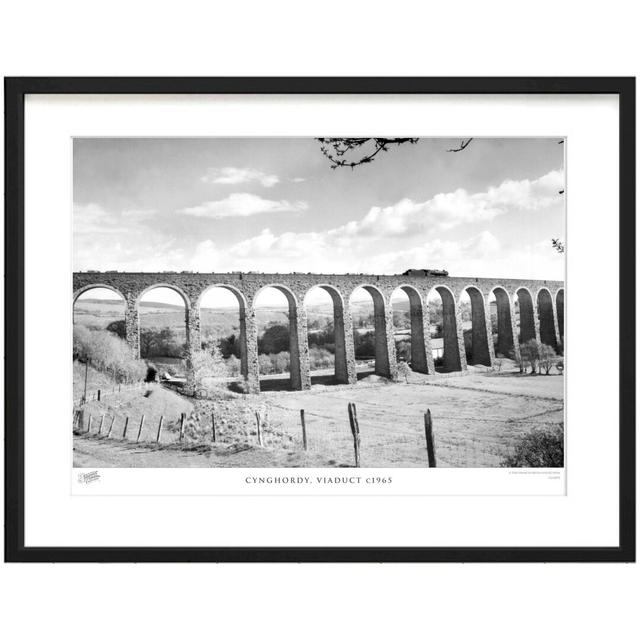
[73,368,564,468]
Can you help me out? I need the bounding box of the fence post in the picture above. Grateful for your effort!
[300,409,308,451]
[87,414,92,434]
[97,389,101,402]
[179,413,185,443]
[122,416,129,439]
[255,411,264,447]
[424,410,436,468]
[98,414,105,436]
[348,403,361,468]
[136,414,145,443]
[107,415,115,438]
[211,413,216,443]
[156,416,164,443]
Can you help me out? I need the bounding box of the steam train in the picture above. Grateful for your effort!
[401,268,449,277]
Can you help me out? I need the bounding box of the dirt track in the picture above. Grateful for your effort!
[74,435,335,468]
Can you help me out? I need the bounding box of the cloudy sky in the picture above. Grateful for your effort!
[74,137,565,304]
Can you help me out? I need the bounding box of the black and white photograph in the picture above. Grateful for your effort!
[72,136,566,470]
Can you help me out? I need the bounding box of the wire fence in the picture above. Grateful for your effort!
[73,381,146,407]
[73,391,564,468]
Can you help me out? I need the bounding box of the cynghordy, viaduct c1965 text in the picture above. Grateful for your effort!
[73,271,564,393]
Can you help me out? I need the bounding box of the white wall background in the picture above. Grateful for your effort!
[1,2,638,639]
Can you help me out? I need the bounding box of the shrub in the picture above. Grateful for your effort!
[225,354,241,376]
[555,358,564,374]
[309,347,334,371]
[191,348,227,397]
[501,425,564,467]
[258,353,274,375]
[397,360,411,383]
[271,351,290,373]
[73,325,146,383]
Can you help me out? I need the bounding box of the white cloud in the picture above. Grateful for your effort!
[74,169,564,282]
[201,167,280,188]
[178,193,308,219]
[334,169,564,238]
[291,177,307,183]
[74,203,157,236]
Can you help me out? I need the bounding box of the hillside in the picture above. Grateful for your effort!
[73,298,400,334]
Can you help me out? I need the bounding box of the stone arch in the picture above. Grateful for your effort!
[198,284,250,379]
[73,284,127,341]
[197,283,248,312]
[537,287,558,350]
[391,284,431,373]
[556,288,565,343]
[136,284,190,361]
[304,284,355,385]
[73,283,126,304]
[461,286,492,366]
[490,286,515,358]
[136,282,191,309]
[252,283,308,391]
[428,284,463,372]
[515,287,537,344]
[349,283,396,379]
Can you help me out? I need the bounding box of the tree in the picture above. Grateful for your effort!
[191,347,227,397]
[273,351,290,373]
[538,343,557,375]
[397,360,411,383]
[105,319,126,339]
[218,333,241,359]
[353,330,376,358]
[520,339,541,375]
[309,347,334,370]
[140,327,184,358]
[258,354,274,375]
[259,324,289,354]
[396,341,411,362]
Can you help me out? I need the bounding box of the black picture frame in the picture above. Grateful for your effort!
[4,77,635,563]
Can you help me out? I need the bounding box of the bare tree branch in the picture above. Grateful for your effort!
[447,138,474,153]
[316,137,418,169]
[551,239,565,254]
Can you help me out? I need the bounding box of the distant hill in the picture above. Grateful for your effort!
[73,296,411,338]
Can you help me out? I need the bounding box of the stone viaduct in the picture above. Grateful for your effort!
[73,271,565,394]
